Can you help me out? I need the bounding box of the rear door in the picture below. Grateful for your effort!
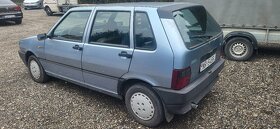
[172,6,223,81]
[82,7,134,93]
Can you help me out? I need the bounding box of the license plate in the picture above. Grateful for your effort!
[200,54,216,72]
[4,15,15,18]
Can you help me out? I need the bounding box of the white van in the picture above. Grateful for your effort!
[43,0,86,16]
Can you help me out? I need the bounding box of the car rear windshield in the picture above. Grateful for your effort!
[173,6,221,48]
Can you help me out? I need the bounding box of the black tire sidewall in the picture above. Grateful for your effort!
[125,84,164,127]
[224,37,254,61]
[45,7,53,16]
[27,55,48,83]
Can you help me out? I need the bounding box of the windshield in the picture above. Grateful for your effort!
[173,6,221,48]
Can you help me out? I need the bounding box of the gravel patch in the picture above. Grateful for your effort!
[0,9,279,129]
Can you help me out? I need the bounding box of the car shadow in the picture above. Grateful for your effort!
[0,21,19,26]
[45,77,214,128]
[24,8,43,10]
[258,44,280,55]
[51,13,64,17]
[249,44,280,61]
[156,93,215,129]
[47,77,124,108]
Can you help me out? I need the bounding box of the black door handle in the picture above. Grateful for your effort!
[118,51,132,58]
[72,45,83,50]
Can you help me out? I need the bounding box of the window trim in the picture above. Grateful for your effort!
[133,11,157,51]
[88,10,131,48]
[49,10,92,43]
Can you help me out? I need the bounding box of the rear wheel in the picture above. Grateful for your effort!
[28,55,49,83]
[224,37,254,61]
[44,7,53,16]
[125,83,164,127]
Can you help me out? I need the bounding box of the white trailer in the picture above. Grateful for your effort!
[43,0,93,16]
[175,0,280,61]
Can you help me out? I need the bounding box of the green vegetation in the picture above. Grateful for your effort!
[11,0,23,5]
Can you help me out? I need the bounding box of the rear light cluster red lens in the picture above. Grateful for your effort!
[171,67,191,90]
[14,6,21,11]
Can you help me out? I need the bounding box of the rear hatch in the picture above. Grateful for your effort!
[172,6,223,82]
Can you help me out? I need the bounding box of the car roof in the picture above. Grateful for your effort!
[72,2,201,19]
[95,2,198,8]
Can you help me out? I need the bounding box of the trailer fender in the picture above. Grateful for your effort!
[224,31,258,50]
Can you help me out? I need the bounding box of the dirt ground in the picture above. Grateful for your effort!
[0,9,279,129]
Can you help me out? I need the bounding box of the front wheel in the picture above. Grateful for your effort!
[44,7,53,16]
[224,37,254,61]
[125,83,164,127]
[28,55,49,83]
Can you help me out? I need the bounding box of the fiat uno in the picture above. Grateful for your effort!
[18,2,224,127]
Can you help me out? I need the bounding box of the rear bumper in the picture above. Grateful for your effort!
[0,12,23,21]
[24,3,42,8]
[153,59,225,114]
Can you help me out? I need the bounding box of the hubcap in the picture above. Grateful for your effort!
[231,42,247,56]
[130,92,155,120]
[30,60,40,79]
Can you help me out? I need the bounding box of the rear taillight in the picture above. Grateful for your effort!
[14,6,21,11]
[171,67,191,90]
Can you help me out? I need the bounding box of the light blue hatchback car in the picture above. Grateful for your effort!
[19,2,225,127]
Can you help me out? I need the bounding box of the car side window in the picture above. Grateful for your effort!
[89,11,130,47]
[52,11,91,42]
[134,12,156,50]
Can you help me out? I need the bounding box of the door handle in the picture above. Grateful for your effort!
[72,45,83,50]
[118,51,132,58]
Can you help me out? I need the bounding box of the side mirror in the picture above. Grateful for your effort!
[37,33,47,41]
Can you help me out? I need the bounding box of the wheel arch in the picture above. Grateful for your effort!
[224,31,258,50]
[117,78,156,98]
[44,5,50,10]
[25,51,36,64]
[118,77,174,122]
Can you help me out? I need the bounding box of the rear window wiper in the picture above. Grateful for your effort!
[190,35,212,39]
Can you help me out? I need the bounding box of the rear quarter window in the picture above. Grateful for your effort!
[134,12,156,50]
[173,6,221,48]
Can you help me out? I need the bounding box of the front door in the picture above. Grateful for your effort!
[82,7,134,93]
[43,11,91,83]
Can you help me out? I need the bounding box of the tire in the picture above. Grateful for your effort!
[125,83,164,127]
[27,55,49,83]
[40,2,43,9]
[224,37,254,61]
[45,7,53,16]
[14,19,22,24]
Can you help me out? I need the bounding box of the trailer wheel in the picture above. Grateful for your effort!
[224,37,254,61]
[44,7,53,16]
